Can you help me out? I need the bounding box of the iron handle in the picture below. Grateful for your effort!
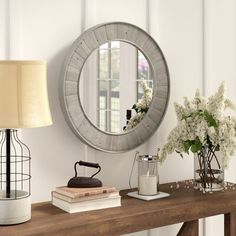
[78,161,100,169]
[74,161,101,179]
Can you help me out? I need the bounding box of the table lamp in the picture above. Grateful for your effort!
[0,60,52,225]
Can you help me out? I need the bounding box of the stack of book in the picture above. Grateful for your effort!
[52,186,121,213]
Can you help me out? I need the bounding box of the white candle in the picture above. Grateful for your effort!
[138,175,158,195]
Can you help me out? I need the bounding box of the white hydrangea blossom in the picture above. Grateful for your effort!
[160,82,236,167]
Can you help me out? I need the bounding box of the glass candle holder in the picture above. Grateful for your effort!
[137,155,159,196]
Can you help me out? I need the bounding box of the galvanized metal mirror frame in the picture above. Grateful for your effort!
[60,22,170,153]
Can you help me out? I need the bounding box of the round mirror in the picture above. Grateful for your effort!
[80,41,153,134]
[60,22,170,153]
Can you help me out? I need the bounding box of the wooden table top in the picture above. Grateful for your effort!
[1,181,236,236]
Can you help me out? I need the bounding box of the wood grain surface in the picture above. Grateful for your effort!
[177,220,198,236]
[0,181,235,236]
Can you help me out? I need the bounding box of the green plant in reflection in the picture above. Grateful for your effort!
[124,80,152,131]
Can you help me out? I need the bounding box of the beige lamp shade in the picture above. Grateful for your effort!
[0,60,52,128]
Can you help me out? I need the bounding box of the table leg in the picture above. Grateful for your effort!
[224,212,236,236]
[177,220,198,236]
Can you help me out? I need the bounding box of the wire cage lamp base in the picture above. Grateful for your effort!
[0,129,31,225]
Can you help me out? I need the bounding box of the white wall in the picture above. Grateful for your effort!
[1,0,236,236]
[203,1,236,235]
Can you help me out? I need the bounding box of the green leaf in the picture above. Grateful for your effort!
[203,110,217,127]
[191,144,198,153]
[190,138,202,153]
[183,141,191,154]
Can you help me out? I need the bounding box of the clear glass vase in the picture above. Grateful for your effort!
[194,146,224,192]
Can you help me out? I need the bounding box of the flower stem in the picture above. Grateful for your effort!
[196,146,222,191]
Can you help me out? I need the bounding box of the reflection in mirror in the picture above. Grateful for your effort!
[80,41,153,134]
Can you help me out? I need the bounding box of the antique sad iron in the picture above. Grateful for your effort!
[67,161,103,188]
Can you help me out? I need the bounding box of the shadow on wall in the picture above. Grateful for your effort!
[23,44,88,203]
[47,44,84,143]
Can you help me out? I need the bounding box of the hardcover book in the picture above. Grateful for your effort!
[52,195,121,213]
[52,191,120,203]
[55,186,117,199]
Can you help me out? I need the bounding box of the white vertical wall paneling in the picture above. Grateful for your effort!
[80,0,88,177]
[8,0,23,59]
[206,0,236,188]
[85,0,148,196]
[20,0,85,203]
[204,0,236,235]
[84,0,97,30]
[146,0,150,33]
[2,0,236,235]
[149,0,203,186]
[204,0,236,97]
[201,1,206,235]
[0,0,22,59]
[94,0,146,28]
[80,0,86,32]
[82,0,98,177]
[149,0,203,235]
[0,0,9,59]
[82,0,97,177]
[87,1,148,236]
[202,0,206,97]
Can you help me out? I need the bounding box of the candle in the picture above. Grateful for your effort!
[138,175,158,195]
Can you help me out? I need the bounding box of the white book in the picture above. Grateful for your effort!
[52,195,121,213]
[52,191,120,203]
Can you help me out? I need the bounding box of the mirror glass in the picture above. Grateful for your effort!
[79,41,153,134]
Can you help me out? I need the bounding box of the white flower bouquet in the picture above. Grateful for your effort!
[160,83,236,191]
[160,82,236,167]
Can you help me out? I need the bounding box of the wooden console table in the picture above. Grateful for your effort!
[1,181,236,236]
